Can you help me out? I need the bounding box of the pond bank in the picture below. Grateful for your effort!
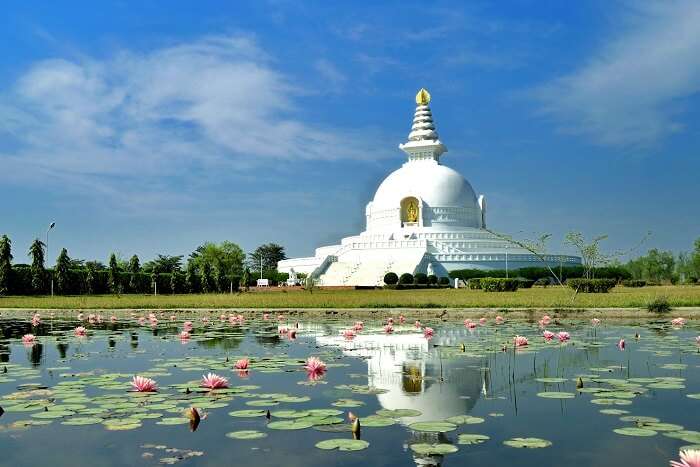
[2,307,700,320]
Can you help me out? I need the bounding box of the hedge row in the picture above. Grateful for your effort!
[384,272,450,287]
[450,266,631,282]
[621,279,647,288]
[567,278,617,293]
[466,277,529,292]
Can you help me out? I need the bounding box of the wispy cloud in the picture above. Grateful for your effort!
[0,35,389,211]
[532,1,700,146]
[313,59,347,92]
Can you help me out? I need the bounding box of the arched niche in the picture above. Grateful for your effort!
[400,196,421,227]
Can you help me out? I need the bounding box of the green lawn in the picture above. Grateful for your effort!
[0,285,699,309]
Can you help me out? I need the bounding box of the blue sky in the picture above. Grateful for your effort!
[1,0,699,265]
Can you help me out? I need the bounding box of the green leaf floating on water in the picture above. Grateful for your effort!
[535,377,568,383]
[537,392,576,399]
[271,410,311,419]
[226,430,268,440]
[331,399,365,408]
[360,415,395,427]
[457,434,490,445]
[315,439,369,451]
[229,409,268,418]
[410,443,458,455]
[61,417,104,425]
[445,415,485,425]
[640,422,683,432]
[503,437,552,448]
[408,421,458,433]
[600,409,629,415]
[686,394,700,399]
[613,427,657,437]
[619,416,660,423]
[268,419,314,430]
[375,408,422,418]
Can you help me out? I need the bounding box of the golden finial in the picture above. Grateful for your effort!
[415,88,431,105]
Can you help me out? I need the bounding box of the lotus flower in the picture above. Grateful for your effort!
[384,324,394,334]
[237,314,244,322]
[541,315,552,326]
[22,334,37,345]
[180,331,191,340]
[88,314,96,324]
[131,375,158,392]
[201,372,229,389]
[423,327,434,338]
[288,329,297,339]
[228,315,238,324]
[169,315,176,321]
[495,315,504,324]
[279,326,289,334]
[557,331,570,342]
[353,321,364,331]
[670,449,700,467]
[263,313,270,320]
[201,317,209,324]
[277,314,285,321]
[387,317,394,325]
[479,317,487,325]
[467,321,477,329]
[74,326,87,337]
[671,317,686,326]
[304,356,327,379]
[110,315,117,323]
[31,314,41,326]
[347,411,357,422]
[414,320,422,328]
[542,330,555,341]
[183,321,193,331]
[220,314,227,321]
[342,329,356,340]
[591,318,601,326]
[514,335,528,347]
[234,358,250,370]
[696,336,700,345]
[137,316,146,325]
[77,313,84,321]
[618,339,625,351]
[399,314,406,324]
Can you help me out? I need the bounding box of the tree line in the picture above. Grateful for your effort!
[0,235,287,295]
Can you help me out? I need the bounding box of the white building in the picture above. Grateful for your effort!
[279,89,580,286]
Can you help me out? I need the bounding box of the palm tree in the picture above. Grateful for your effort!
[28,238,46,293]
[128,255,141,292]
[55,248,71,294]
[108,253,120,294]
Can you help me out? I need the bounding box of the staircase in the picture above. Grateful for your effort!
[318,249,426,286]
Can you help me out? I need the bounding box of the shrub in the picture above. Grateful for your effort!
[480,278,520,292]
[427,274,438,285]
[685,277,698,285]
[621,279,647,288]
[384,272,399,285]
[399,273,414,285]
[467,278,482,290]
[414,273,428,285]
[516,278,534,289]
[534,278,550,287]
[646,296,671,314]
[438,276,450,286]
[567,278,617,293]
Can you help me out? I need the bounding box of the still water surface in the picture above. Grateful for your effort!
[0,312,699,466]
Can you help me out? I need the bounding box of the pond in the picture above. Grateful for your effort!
[0,312,699,466]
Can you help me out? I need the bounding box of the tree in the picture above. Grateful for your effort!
[200,263,212,293]
[188,241,245,277]
[108,253,120,294]
[85,262,97,294]
[128,255,141,292]
[241,267,250,292]
[691,237,700,279]
[170,271,181,294]
[485,230,564,286]
[185,262,198,293]
[212,263,223,293]
[626,249,676,282]
[28,239,46,293]
[248,243,287,273]
[143,255,183,274]
[0,235,12,295]
[564,232,610,279]
[151,271,159,294]
[55,248,71,294]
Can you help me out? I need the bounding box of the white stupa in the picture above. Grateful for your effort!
[279,89,580,286]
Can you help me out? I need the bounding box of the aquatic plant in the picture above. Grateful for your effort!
[671,317,686,326]
[74,326,87,337]
[180,330,191,340]
[618,339,625,351]
[514,335,528,347]
[670,449,700,467]
[22,334,36,345]
[541,315,552,325]
[31,313,41,326]
[342,329,356,340]
[414,320,421,328]
[557,331,570,342]
[647,296,672,314]
[542,330,554,341]
[131,375,158,392]
[479,317,487,325]
[183,321,193,331]
[304,356,327,380]
[353,321,364,331]
[423,327,434,338]
[591,318,601,326]
[495,315,504,324]
[234,358,250,370]
[201,373,229,389]
[399,314,406,324]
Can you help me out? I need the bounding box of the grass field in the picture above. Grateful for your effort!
[0,285,699,309]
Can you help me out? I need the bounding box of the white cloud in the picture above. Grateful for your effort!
[533,1,700,146]
[0,35,389,210]
[313,59,347,91]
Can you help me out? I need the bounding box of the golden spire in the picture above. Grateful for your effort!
[415,88,431,105]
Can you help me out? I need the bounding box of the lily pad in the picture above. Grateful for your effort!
[410,443,458,455]
[537,392,576,399]
[613,427,657,437]
[267,419,314,430]
[226,430,268,440]
[376,408,422,418]
[315,439,369,451]
[457,434,490,445]
[408,421,458,433]
[446,415,485,425]
[503,437,552,448]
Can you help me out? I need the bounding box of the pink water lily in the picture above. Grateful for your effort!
[131,375,158,392]
[399,314,406,324]
[353,321,364,331]
[288,329,297,339]
[22,334,37,345]
[495,315,504,324]
[180,331,191,340]
[304,356,327,380]
[234,358,250,370]
[514,335,529,347]
[557,331,571,342]
[671,317,686,326]
[110,315,117,323]
[696,336,700,345]
[479,317,487,325]
[201,373,229,389]
[670,449,700,467]
[74,326,87,337]
[423,327,434,338]
[541,315,552,326]
[542,330,555,342]
[31,314,41,326]
[414,320,422,329]
[591,318,601,326]
[169,315,176,321]
[263,313,270,320]
[77,313,84,321]
[384,324,394,334]
[342,329,356,340]
[618,339,625,351]
[278,326,289,334]
[183,321,193,331]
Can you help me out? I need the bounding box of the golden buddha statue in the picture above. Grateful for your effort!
[407,201,418,222]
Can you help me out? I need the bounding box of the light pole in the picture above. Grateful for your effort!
[46,222,56,296]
